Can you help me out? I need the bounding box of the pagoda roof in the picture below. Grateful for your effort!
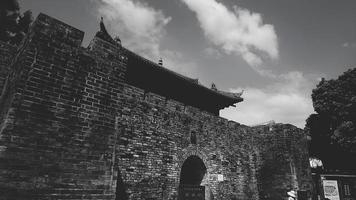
[124,48,243,115]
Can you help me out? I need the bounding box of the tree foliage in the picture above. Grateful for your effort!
[0,0,33,45]
[306,68,356,169]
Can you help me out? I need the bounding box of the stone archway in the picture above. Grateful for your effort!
[178,155,209,200]
[180,155,207,185]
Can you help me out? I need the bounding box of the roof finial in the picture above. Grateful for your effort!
[211,83,217,91]
[114,36,121,44]
[95,16,119,45]
[158,57,163,66]
[100,16,108,34]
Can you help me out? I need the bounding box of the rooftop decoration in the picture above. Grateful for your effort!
[95,17,120,46]
[211,83,217,91]
[91,17,243,115]
[124,48,243,115]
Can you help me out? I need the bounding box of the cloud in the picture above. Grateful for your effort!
[95,0,199,78]
[96,0,171,59]
[160,49,199,78]
[203,47,222,59]
[342,42,356,48]
[181,0,279,68]
[220,71,318,128]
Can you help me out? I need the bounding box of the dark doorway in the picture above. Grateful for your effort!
[115,169,128,200]
[180,155,207,185]
[179,156,206,200]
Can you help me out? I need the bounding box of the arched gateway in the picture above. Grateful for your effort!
[179,155,207,200]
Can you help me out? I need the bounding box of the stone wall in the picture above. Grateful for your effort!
[0,41,16,96]
[252,125,313,199]
[0,13,312,200]
[0,13,125,199]
[118,84,262,199]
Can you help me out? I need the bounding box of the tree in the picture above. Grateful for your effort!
[0,0,33,45]
[306,68,356,170]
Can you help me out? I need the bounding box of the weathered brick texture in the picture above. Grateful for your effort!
[0,13,313,200]
[0,41,16,97]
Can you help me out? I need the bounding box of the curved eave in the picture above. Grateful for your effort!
[124,48,243,113]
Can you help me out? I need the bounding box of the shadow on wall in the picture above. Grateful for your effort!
[116,169,128,200]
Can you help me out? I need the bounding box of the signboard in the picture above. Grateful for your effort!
[209,174,224,182]
[178,185,205,200]
[323,180,340,200]
[217,174,224,181]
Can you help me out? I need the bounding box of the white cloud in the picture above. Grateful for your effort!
[220,71,317,128]
[160,49,199,78]
[95,0,199,78]
[203,47,222,59]
[342,42,356,48]
[181,0,279,68]
[96,0,171,59]
[342,43,349,47]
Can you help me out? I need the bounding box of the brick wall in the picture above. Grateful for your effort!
[119,85,313,200]
[0,13,312,200]
[0,41,16,96]
[118,86,259,199]
[252,125,313,199]
[0,13,126,199]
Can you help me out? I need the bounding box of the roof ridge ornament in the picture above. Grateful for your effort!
[211,83,217,91]
[114,35,121,45]
[95,17,120,46]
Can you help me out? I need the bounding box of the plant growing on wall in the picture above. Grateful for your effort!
[0,0,33,45]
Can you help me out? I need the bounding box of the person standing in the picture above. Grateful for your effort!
[288,190,297,200]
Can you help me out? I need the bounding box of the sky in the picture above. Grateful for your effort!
[20,0,356,128]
